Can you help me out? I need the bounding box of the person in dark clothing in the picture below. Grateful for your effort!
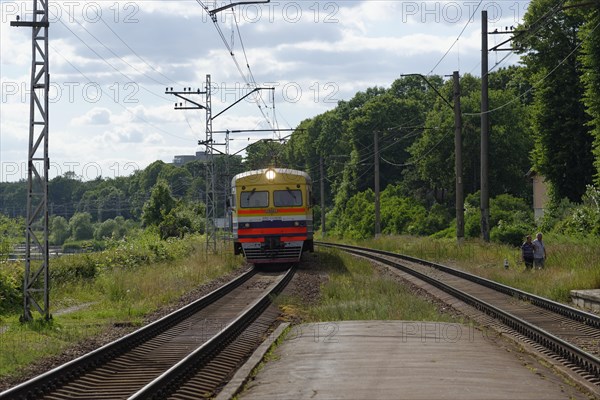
[521,235,535,270]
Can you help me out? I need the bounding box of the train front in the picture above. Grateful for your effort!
[231,168,314,264]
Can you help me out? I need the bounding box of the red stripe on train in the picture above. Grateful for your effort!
[237,207,307,215]
[238,227,307,235]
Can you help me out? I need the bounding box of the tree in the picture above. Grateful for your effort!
[579,6,600,184]
[50,216,70,245]
[245,140,285,170]
[69,212,94,241]
[515,0,593,201]
[142,180,176,227]
[0,214,24,261]
[158,165,192,198]
[408,71,532,202]
[49,172,82,220]
[94,219,118,240]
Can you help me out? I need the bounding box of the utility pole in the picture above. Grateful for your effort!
[320,156,326,238]
[11,0,51,322]
[401,73,463,241]
[165,81,215,251]
[374,130,381,237]
[481,10,490,242]
[453,71,464,241]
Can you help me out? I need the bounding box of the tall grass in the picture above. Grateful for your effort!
[358,234,600,303]
[0,234,243,378]
[277,250,456,323]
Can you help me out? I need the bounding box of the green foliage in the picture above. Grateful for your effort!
[142,180,176,227]
[408,72,532,200]
[0,214,24,261]
[245,140,285,170]
[95,219,118,240]
[332,185,448,239]
[335,189,375,239]
[158,202,205,240]
[548,185,600,236]
[0,263,22,314]
[158,164,192,198]
[491,220,533,247]
[50,231,197,287]
[462,192,534,244]
[380,186,427,235]
[51,253,99,283]
[50,216,70,245]
[69,212,94,241]
[515,0,593,201]
[579,8,600,184]
[411,203,452,236]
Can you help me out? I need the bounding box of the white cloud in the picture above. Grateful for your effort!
[72,107,112,126]
[1,0,530,181]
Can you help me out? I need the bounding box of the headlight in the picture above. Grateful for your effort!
[265,169,276,180]
[245,223,250,228]
[294,221,300,226]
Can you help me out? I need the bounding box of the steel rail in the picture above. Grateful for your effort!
[0,269,256,400]
[318,242,600,381]
[318,242,600,328]
[128,266,295,399]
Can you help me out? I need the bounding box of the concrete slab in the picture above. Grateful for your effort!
[571,289,600,312]
[237,321,591,400]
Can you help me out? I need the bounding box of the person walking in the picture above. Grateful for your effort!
[532,232,546,269]
[521,235,535,270]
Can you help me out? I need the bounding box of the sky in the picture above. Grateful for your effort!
[0,0,531,182]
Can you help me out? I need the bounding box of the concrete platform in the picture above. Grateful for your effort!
[571,289,600,312]
[234,321,591,400]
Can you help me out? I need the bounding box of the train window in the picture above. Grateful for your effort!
[274,189,303,207]
[240,190,268,208]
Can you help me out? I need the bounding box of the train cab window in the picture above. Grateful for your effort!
[274,189,303,207]
[240,190,268,208]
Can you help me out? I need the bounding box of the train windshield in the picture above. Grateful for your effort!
[274,189,303,207]
[240,190,268,208]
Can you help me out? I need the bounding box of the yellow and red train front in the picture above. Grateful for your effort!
[231,169,313,263]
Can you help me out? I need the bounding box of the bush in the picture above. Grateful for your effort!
[51,254,99,283]
[0,264,22,314]
[490,220,533,247]
[95,219,118,240]
[463,191,534,242]
[410,203,451,236]
[69,212,94,241]
[50,216,70,245]
[541,186,600,236]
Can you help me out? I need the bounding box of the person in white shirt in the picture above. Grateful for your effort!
[532,232,546,269]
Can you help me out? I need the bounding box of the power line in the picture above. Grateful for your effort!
[427,0,483,75]
[53,5,172,102]
[464,17,600,117]
[49,43,193,142]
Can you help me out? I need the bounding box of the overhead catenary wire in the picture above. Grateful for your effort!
[427,0,484,75]
[96,14,184,87]
[464,16,600,117]
[53,5,174,102]
[49,43,193,142]
[195,0,283,134]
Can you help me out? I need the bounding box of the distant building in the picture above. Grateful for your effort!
[172,151,211,166]
[526,169,550,221]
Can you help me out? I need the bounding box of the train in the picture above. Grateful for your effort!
[230,168,314,264]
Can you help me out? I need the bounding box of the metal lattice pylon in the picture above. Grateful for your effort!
[205,74,217,253]
[11,0,51,321]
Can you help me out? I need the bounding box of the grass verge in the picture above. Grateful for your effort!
[0,234,243,379]
[357,234,600,303]
[277,248,456,323]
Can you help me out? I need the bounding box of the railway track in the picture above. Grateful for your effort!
[0,268,294,400]
[318,242,600,386]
